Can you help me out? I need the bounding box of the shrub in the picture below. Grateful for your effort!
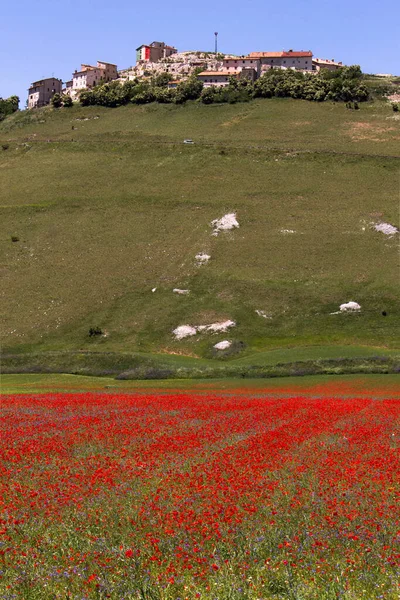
[0,96,19,121]
[51,93,62,108]
[88,326,103,337]
[62,95,73,107]
[392,103,399,112]
[200,87,218,104]
[79,65,370,110]
[2,143,9,150]
[253,66,368,103]
[11,235,19,242]
[152,72,173,88]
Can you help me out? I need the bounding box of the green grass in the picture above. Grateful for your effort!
[2,373,399,395]
[1,98,399,371]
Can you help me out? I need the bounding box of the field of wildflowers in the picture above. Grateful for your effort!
[1,388,399,599]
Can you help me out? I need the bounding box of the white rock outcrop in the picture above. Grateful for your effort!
[211,213,239,236]
[214,340,232,350]
[173,320,236,339]
[195,253,211,265]
[340,301,361,312]
[172,325,197,339]
[374,222,398,236]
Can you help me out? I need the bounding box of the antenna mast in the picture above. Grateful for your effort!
[214,32,218,54]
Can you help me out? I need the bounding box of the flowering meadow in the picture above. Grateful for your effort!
[1,388,399,599]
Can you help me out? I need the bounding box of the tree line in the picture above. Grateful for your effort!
[0,96,19,121]
[72,66,369,108]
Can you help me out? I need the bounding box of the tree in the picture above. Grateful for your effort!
[62,95,73,107]
[51,93,62,108]
[0,95,19,121]
[8,96,19,111]
[176,77,203,101]
[200,87,217,104]
[152,72,172,88]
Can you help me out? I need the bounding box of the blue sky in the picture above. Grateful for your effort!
[1,0,399,106]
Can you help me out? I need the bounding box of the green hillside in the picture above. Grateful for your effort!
[1,98,399,375]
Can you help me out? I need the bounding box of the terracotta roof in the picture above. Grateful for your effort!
[198,71,238,77]
[249,51,312,58]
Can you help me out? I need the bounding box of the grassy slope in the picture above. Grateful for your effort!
[1,98,399,372]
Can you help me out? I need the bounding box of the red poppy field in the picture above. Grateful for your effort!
[1,386,399,599]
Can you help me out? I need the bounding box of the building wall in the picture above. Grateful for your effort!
[223,58,261,76]
[97,62,118,81]
[73,68,104,90]
[198,74,234,88]
[28,78,62,108]
[149,46,163,62]
[312,60,342,72]
[260,56,311,70]
[137,43,177,64]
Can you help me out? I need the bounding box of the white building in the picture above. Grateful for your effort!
[197,71,239,88]
[222,57,261,77]
[72,61,118,91]
[248,50,313,72]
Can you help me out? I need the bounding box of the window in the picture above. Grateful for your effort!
[271,59,274,63]
[305,61,308,64]
[283,60,286,64]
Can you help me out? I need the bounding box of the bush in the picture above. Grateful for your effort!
[2,143,9,150]
[88,326,103,337]
[200,87,218,104]
[62,95,73,107]
[253,66,368,103]
[151,72,173,88]
[392,103,399,112]
[51,93,62,108]
[78,76,203,109]
[79,65,370,110]
[0,95,19,121]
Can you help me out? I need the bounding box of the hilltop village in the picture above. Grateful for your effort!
[27,41,345,108]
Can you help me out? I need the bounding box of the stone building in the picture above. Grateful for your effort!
[223,57,261,77]
[136,41,177,63]
[72,61,118,91]
[312,58,343,72]
[28,78,63,109]
[197,71,239,88]
[248,50,313,72]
